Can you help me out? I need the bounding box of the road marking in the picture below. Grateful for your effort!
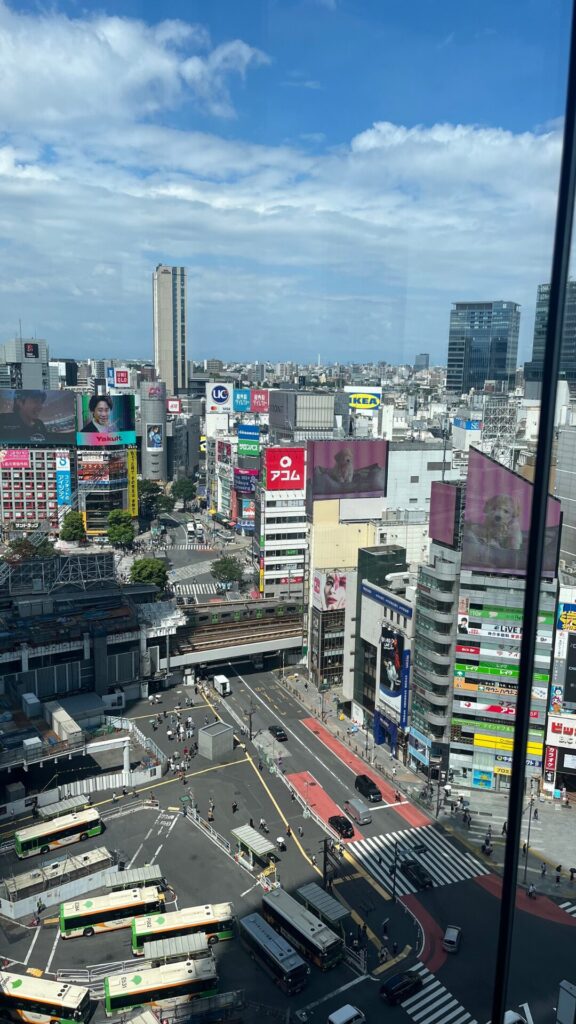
[297,973,366,1015]
[43,917,59,926]
[153,844,164,860]
[240,881,262,898]
[128,842,145,869]
[23,927,41,966]
[45,929,60,974]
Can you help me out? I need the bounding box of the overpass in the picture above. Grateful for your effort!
[160,614,304,670]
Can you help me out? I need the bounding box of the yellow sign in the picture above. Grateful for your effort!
[494,765,512,776]
[200,435,206,453]
[259,568,265,593]
[454,679,478,692]
[127,449,138,517]
[348,393,380,409]
[474,733,542,756]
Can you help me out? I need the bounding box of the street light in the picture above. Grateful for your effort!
[522,796,535,885]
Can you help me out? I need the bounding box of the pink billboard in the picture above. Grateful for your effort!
[429,481,458,546]
[307,439,388,503]
[462,448,561,576]
[0,448,30,469]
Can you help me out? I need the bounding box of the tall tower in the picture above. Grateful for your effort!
[152,265,188,394]
[446,301,520,394]
[524,281,576,395]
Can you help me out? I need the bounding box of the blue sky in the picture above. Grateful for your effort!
[0,0,572,365]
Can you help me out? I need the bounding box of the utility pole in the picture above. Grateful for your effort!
[244,701,256,741]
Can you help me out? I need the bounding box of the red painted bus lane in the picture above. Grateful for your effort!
[301,717,431,827]
[286,770,359,841]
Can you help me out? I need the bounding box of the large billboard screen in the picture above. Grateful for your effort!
[429,481,458,546]
[250,389,269,413]
[462,448,561,576]
[264,447,305,491]
[312,570,347,610]
[380,627,403,694]
[0,389,75,444]
[233,388,251,412]
[206,383,232,413]
[0,448,30,468]
[76,394,136,447]
[238,424,260,457]
[234,468,258,494]
[307,439,388,502]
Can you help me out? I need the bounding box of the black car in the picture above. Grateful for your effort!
[328,814,354,839]
[380,971,424,1005]
[354,773,382,803]
[399,858,433,889]
[269,725,288,742]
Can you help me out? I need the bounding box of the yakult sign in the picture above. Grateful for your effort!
[264,447,305,491]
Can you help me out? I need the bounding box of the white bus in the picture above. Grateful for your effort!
[14,809,103,859]
[132,903,234,955]
[261,888,343,971]
[104,960,218,1016]
[0,970,91,1023]
[60,886,165,938]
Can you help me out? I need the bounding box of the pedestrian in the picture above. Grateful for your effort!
[523,842,528,856]
[361,923,367,943]
[112,792,118,802]
[392,941,398,956]
[208,809,214,823]
[540,862,547,878]
[556,864,562,886]
[152,720,157,731]
[258,760,263,772]
[249,818,254,830]
[311,854,316,866]
[259,817,267,830]
[167,729,173,741]
[183,747,189,758]
[381,920,388,940]
[502,821,507,836]
[204,715,209,726]
[392,766,397,777]
[232,801,238,814]
[297,825,304,837]
[570,868,576,883]
[286,824,291,837]
[533,807,539,821]
[528,883,536,899]
[304,682,308,691]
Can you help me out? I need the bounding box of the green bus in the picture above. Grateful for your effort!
[132,903,234,955]
[0,969,91,1023]
[14,809,103,859]
[104,959,218,1016]
[60,886,164,939]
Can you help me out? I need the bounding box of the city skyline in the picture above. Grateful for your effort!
[0,0,570,364]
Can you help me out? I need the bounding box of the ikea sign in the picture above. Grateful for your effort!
[348,392,381,410]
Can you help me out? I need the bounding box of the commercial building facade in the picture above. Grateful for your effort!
[446,301,520,394]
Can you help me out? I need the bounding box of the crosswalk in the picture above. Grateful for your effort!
[399,963,478,1024]
[175,582,218,597]
[168,561,213,582]
[171,543,215,551]
[348,825,490,895]
[560,900,576,918]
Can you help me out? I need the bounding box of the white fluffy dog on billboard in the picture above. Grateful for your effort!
[468,494,523,551]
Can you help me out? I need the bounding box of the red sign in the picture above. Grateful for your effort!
[114,368,129,386]
[250,389,269,413]
[265,448,305,491]
[280,576,303,584]
[167,398,181,414]
[545,746,557,772]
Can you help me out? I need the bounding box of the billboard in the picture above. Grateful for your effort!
[55,451,72,506]
[241,498,256,520]
[106,367,115,385]
[127,448,138,517]
[238,424,260,457]
[558,604,576,632]
[146,423,164,452]
[429,481,458,546]
[233,388,251,412]
[380,627,403,693]
[24,342,39,359]
[312,570,347,611]
[217,441,232,463]
[166,397,182,414]
[76,394,136,447]
[565,634,576,707]
[144,383,165,399]
[0,448,30,469]
[0,389,75,444]
[462,448,561,576]
[307,439,388,502]
[77,452,109,487]
[264,447,306,491]
[344,387,382,411]
[234,468,258,494]
[206,383,232,413]
[114,368,130,387]
[250,389,269,413]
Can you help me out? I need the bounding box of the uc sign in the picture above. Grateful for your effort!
[211,385,230,404]
[348,393,380,409]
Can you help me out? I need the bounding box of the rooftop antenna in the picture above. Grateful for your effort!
[19,319,22,341]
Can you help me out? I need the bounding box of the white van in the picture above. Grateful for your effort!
[327,1007,366,1024]
[343,798,372,826]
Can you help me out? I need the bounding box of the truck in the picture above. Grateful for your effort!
[213,674,231,697]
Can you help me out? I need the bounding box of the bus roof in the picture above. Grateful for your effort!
[132,903,232,938]
[0,971,89,1008]
[143,933,211,962]
[105,864,165,891]
[104,958,217,998]
[15,808,101,843]
[61,886,162,921]
[262,888,341,953]
[6,846,113,899]
[38,795,89,820]
[240,913,306,972]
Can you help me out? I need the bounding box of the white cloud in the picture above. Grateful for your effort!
[0,4,565,363]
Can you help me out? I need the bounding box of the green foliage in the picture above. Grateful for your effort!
[6,537,56,563]
[107,510,135,547]
[171,478,196,508]
[157,494,176,515]
[130,558,168,590]
[59,511,86,543]
[210,555,244,584]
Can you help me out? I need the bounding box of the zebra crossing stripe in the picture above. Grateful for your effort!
[560,901,576,917]
[401,964,478,1024]
[348,824,490,895]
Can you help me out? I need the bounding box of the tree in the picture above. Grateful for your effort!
[157,494,176,515]
[60,511,86,543]
[171,478,196,509]
[107,510,135,547]
[138,480,163,518]
[5,537,56,563]
[210,555,244,585]
[130,558,168,590]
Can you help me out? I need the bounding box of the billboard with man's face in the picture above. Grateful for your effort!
[462,448,561,576]
[307,439,388,504]
[76,394,136,447]
[0,389,76,445]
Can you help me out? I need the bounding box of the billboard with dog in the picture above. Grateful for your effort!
[461,448,561,576]
[306,439,388,505]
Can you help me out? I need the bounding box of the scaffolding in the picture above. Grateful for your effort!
[480,395,518,468]
[0,552,117,595]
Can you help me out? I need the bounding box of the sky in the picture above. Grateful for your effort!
[0,0,572,366]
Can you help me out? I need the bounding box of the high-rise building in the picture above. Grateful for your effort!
[152,265,188,395]
[524,280,576,395]
[414,353,429,371]
[446,301,520,394]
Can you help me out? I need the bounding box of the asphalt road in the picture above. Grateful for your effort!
[4,668,574,1023]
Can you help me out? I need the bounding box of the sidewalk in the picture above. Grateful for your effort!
[278,670,576,904]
